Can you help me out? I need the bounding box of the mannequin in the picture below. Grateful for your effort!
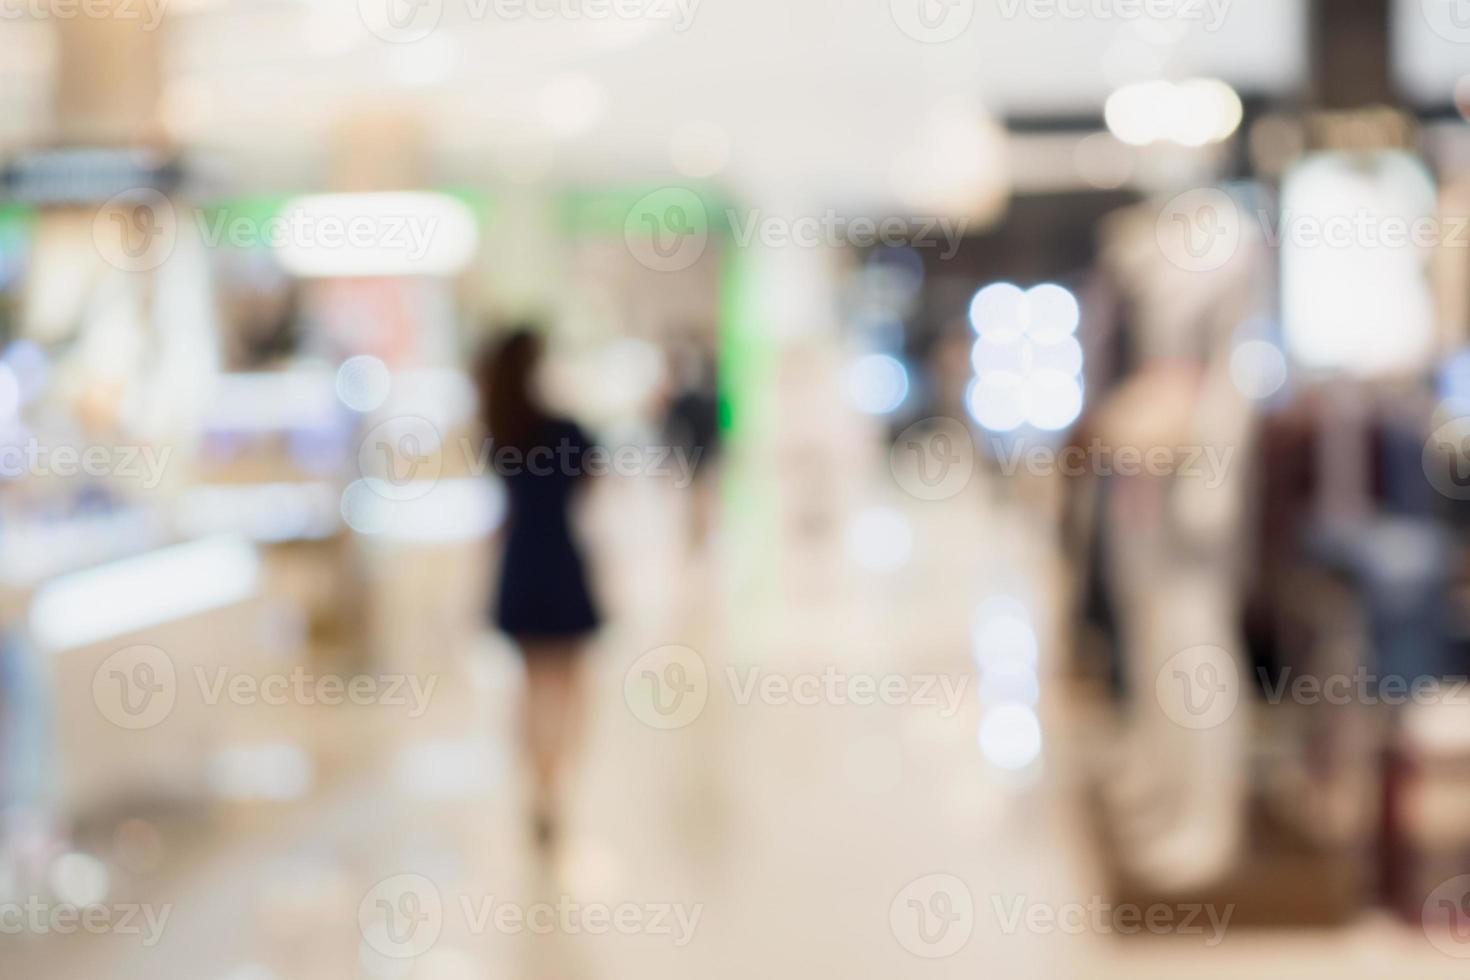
[1089,192,1264,891]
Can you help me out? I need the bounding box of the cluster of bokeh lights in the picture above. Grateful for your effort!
[973,595,1043,772]
[965,282,1084,433]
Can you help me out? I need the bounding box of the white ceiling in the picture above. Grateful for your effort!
[2,0,1464,207]
[159,0,1309,200]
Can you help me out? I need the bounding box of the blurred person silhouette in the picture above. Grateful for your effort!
[662,334,720,548]
[475,327,601,852]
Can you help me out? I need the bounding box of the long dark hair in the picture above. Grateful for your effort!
[475,327,545,451]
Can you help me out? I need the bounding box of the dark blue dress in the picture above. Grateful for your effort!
[493,418,602,643]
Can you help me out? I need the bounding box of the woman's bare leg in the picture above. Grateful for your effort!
[518,640,585,846]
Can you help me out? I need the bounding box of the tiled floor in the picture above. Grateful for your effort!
[4,446,1467,979]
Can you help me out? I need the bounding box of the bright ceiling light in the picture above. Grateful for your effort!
[844,353,910,415]
[336,355,392,413]
[967,282,1085,434]
[980,661,1040,708]
[1026,371,1085,432]
[968,282,1025,337]
[1281,151,1437,378]
[539,74,607,138]
[891,101,1008,222]
[1229,339,1288,401]
[972,610,1039,670]
[1104,79,1170,146]
[1105,78,1243,147]
[1025,283,1081,340]
[978,704,1042,771]
[966,374,1029,433]
[273,193,479,279]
